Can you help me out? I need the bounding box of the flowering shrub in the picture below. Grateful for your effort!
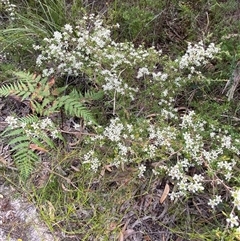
[33,14,160,109]
[82,112,240,204]
[82,111,240,235]
[33,14,220,118]
[3,12,240,235]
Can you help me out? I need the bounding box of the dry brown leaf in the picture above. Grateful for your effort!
[32,72,40,79]
[100,165,113,177]
[160,183,170,204]
[100,168,106,177]
[123,229,135,239]
[29,143,48,153]
[71,165,80,172]
[48,77,55,87]
[108,222,117,231]
[119,218,130,241]
[105,165,113,172]
[0,156,8,165]
[144,235,152,241]
[118,231,124,241]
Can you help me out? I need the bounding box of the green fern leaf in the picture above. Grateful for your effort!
[19,114,39,124]
[61,95,95,122]
[8,136,29,146]
[3,128,24,137]
[84,90,104,101]
[11,142,30,151]
[13,147,31,158]
[14,148,38,179]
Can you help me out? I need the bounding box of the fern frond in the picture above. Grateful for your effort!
[84,90,104,101]
[69,89,104,101]
[57,95,95,123]
[0,81,31,99]
[11,142,30,151]
[9,137,29,146]
[3,128,24,137]
[19,114,39,124]
[30,100,47,115]
[1,113,57,179]
[13,71,36,81]
[14,147,39,179]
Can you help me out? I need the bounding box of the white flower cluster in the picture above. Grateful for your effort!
[208,195,222,209]
[180,111,206,162]
[0,0,16,21]
[228,190,240,227]
[168,160,204,200]
[136,67,150,79]
[81,107,240,232]
[152,71,168,81]
[85,117,170,171]
[167,111,240,202]
[33,14,161,101]
[177,41,220,71]
[147,124,177,152]
[103,118,124,142]
[217,159,236,181]
[138,164,146,178]
[5,116,60,139]
[180,111,206,131]
[227,213,239,228]
[82,151,100,173]
[232,189,240,210]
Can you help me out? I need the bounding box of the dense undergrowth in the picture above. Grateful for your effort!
[0,0,240,240]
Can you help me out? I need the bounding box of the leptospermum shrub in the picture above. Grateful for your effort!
[9,13,240,232]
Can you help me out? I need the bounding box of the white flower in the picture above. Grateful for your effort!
[31,122,39,129]
[210,132,215,138]
[33,44,41,50]
[51,130,59,139]
[163,89,168,97]
[53,31,62,42]
[193,174,204,182]
[187,181,204,193]
[208,195,222,209]
[83,151,101,172]
[20,122,27,129]
[178,41,220,70]
[221,135,232,149]
[117,143,128,156]
[232,189,240,210]
[103,118,124,142]
[5,116,18,128]
[161,73,168,81]
[64,24,73,33]
[25,129,33,137]
[137,67,150,79]
[178,179,187,191]
[39,118,52,130]
[147,144,157,158]
[168,165,183,180]
[227,214,239,228]
[138,164,146,178]
[225,172,232,181]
